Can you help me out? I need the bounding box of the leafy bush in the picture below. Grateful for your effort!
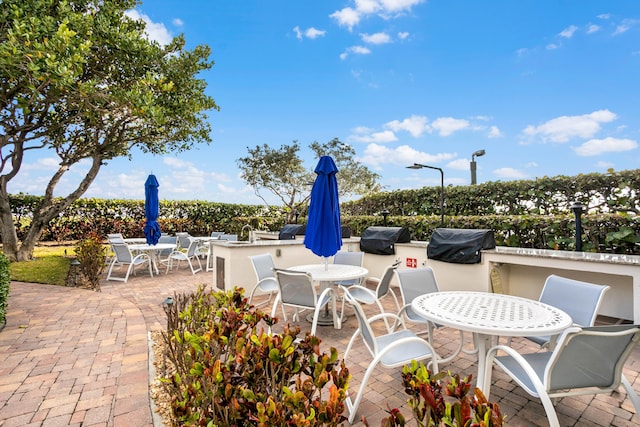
[0,253,9,325]
[368,361,504,427]
[74,233,107,289]
[159,286,349,426]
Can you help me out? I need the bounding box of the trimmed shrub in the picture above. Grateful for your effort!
[0,253,10,325]
[159,286,349,426]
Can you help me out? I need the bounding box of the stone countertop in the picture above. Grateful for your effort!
[487,246,640,266]
[209,237,361,248]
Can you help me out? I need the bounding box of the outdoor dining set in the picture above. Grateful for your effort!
[104,231,235,282]
[246,250,640,426]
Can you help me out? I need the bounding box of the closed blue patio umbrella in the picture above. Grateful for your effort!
[304,156,342,263]
[144,174,162,245]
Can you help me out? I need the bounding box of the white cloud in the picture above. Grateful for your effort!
[384,115,430,137]
[559,25,578,38]
[488,126,503,138]
[613,19,637,35]
[330,7,361,31]
[294,26,326,40]
[431,117,470,136]
[125,10,173,46]
[349,129,397,143]
[361,32,391,44]
[306,27,327,39]
[359,143,456,168]
[522,109,617,143]
[596,160,614,169]
[573,137,638,156]
[331,0,424,30]
[587,24,600,34]
[447,158,470,170]
[294,26,303,40]
[397,31,409,39]
[21,157,60,171]
[340,45,372,59]
[172,18,183,27]
[493,167,527,179]
[379,0,425,13]
[546,43,560,50]
[355,0,381,14]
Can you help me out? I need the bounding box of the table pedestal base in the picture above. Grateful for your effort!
[306,310,347,327]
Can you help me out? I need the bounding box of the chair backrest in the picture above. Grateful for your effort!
[111,243,133,263]
[157,235,177,255]
[220,234,238,241]
[107,233,124,243]
[185,239,200,256]
[176,232,191,249]
[333,251,364,285]
[333,251,364,267]
[395,267,440,305]
[547,324,640,391]
[158,235,177,244]
[210,232,224,239]
[343,289,378,355]
[376,260,401,298]
[539,275,610,327]
[274,269,317,308]
[249,253,276,282]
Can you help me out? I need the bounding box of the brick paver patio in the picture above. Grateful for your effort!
[1,264,639,426]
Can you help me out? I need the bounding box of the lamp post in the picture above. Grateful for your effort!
[470,149,486,185]
[407,163,445,226]
[570,201,584,252]
[380,208,390,227]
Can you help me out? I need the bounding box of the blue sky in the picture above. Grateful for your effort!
[9,0,640,205]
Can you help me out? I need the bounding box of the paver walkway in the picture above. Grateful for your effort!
[1,265,639,426]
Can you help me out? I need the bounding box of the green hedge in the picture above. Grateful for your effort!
[341,169,640,216]
[0,253,10,324]
[6,169,640,254]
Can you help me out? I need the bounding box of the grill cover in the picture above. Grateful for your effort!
[278,224,306,240]
[359,226,411,255]
[427,228,495,264]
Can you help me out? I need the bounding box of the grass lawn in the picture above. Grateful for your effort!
[8,246,77,286]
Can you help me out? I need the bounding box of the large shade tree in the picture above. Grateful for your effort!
[0,0,218,261]
[237,138,381,222]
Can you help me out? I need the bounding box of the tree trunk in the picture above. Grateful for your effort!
[0,156,103,262]
[0,196,21,261]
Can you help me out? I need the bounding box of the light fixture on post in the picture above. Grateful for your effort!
[406,163,445,226]
[380,208,390,227]
[470,149,486,185]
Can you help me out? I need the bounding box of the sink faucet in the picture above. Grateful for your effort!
[241,224,255,243]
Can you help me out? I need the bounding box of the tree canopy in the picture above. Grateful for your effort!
[0,0,219,260]
[237,138,381,222]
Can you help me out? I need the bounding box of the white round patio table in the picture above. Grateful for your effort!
[127,243,177,277]
[411,291,573,390]
[290,263,368,329]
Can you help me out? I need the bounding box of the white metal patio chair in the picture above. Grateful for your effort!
[165,239,202,274]
[483,324,640,427]
[175,232,191,250]
[106,243,151,282]
[247,253,280,312]
[341,288,439,424]
[525,275,610,349]
[395,267,473,363]
[343,260,401,330]
[332,251,364,287]
[272,268,336,336]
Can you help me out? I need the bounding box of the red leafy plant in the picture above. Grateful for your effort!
[158,285,350,426]
[365,360,504,427]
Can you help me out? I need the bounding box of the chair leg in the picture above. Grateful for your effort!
[622,375,640,423]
